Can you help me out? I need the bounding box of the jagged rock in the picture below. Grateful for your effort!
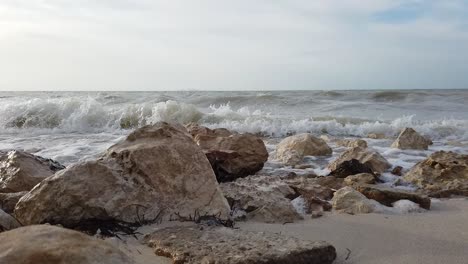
[220,176,302,223]
[354,184,431,210]
[332,187,379,214]
[276,133,332,166]
[0,191,27,213]
[144,226,337,264]
[195,132,268,182]
[0,225,133,263]
[391,128,432,150]
[328,159,375,178]
[391,166,404,176]
[336,139,368,148]
[0,150,65,193]
[344,173,376,186]
[403,151,468,197]
[328,146,391,174]
[0,209,20,231]
[15,122,230,226]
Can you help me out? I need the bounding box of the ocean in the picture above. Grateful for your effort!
[0,90,467,178]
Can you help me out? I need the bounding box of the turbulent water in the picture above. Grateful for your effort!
[0,90,467,166]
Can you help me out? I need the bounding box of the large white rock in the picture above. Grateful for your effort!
[0,150,64,192]
[276,133,332,165]
[331,187,378,214]
[0,225,133,264]
[391,128,432,150]
[14,122,230,226]
[328,146,391,174]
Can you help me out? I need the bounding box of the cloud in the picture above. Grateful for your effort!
[0,0,467,90]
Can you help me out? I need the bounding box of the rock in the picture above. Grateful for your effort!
[344,173,376,186]
[391,166,404,176]
[0,209,20,231]
[0,150,65,193]
[336,139,368,148]
[186,123,233,138]
[15,122,230,226]
[0,225,133,263]
[0,191,27,213]
[391,128,432,150]
[328,146,391,174]
[331,187,378,214]
[328,159,375,178]
[367,133,386,139]
[195,132,268,182]
[144,226,337,264]
[313,176,345,190]
[295,185,333,214]
[354,184,431,210]
[220,176,302,223]
[311,211,323,218]
[276,133,332,165]
[403,151,468,197]
[294,163,315,169]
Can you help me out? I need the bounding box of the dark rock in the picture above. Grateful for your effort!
[354,184,431,210]
[329,159,375,178]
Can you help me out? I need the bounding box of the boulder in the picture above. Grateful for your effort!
[0,225,133,264]
[344,173,376,186]
[336,139,368,148]
[328,146,391,174]
[186,123,233,138]
[0,150,65,193]
[220,176,302,223]
[354,184,431,210]
[144,226,337,264]
[293,184,334,214]
[0,191,27,213]
[391,128,432,150]
[195,132,268,182]
[15,122,230,226]
[0,209,20,231]
[276,133,332,166]
[403,151,468,197]
[328,159,375,178]
[391,166,403,176]
[331,187,378,214]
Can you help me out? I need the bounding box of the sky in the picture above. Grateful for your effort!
[1,0,468,91]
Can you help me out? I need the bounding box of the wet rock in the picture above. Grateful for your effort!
[15,122,230,226]
[145,225,337,264]
[0,225,133,263]
[332,187,379,214]
[354,184,431,210]
[0,209,20,231]
[328,159,375,178]
[276,133,332,166]
[336,139,368,148]
[403,151,468,197]
[220,176,302,223]
[196,132,268,182]
[344,173,376,186]
[391,166,404,176]
[313,176,345,190]
[295,185,334,214]
[391,128,432,150]
[367,133,386,139]
[0,150,65,193]
[328,146,391,174]
[186,123,233,138]
[0,191,27,213]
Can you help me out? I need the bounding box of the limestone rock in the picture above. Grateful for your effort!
[328,146,391,174]
[276,133,332,165]
[391,128,432,150]
[403,151,468,197]
[195,131,268,182]
[344,173,376,186]
[336,139,368,148]
[328,159,375,178]
[0,209,20,231]
[354,184,431,210]
[0,225,133,263]
[0,191,27,213]
[15,122,230,226]
[145,226,337,264]
[0,150,65,193]
[332,187,378,214]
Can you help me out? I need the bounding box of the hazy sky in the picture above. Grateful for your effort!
[1,0,468,91]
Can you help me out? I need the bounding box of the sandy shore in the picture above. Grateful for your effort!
[240,198,468,264]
